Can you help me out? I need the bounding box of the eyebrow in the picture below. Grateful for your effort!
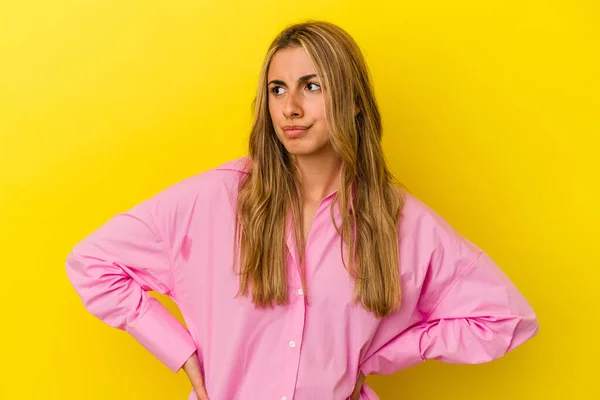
[267,74,319,87]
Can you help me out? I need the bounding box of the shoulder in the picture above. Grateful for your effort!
[398,190,482,260]
[155,156,250,199]
[396,191,487,308]
[214,156,252,174]
[133,156,251,220]
[178,155,250,189]
[399,191,455,236]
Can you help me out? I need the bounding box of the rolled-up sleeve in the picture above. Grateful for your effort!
[361,207,539,376]
[65,198,197,373]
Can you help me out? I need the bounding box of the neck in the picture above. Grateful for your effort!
[292,147,342,203]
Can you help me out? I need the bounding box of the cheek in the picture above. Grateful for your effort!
[268,103,282,133]
[308,97,326,120]
[311,104,329,141]
[268,101,277,120]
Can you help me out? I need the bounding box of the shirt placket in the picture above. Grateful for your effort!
[278,216,307,400]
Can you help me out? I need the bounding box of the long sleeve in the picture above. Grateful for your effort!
[65,196,197,373]
[360,206,539,376]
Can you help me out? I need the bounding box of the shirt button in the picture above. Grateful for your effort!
[281,397,288,400]
[289,340,296,348]
[297,288,304,295]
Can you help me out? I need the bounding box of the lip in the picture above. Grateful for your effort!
[282,125,311,138]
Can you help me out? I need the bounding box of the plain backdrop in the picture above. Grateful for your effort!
[0,0,598,399]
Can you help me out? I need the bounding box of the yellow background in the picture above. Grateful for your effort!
[1,0,598,399]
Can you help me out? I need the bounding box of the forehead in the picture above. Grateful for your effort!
[267,47,316,80]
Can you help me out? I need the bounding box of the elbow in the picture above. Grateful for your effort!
[480,313,540,363]
[64,247,132,330]
[506,312,539,353]
[65,245,93,292]
[65,247,100,313]
[65,247,84,291]
[444,313,540,365]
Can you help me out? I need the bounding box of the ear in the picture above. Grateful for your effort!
[354,104,361,116]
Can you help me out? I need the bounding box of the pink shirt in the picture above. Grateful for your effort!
[66,157,539,400]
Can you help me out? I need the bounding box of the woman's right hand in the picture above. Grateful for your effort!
[182,352,210,400]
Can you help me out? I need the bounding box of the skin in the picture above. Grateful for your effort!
[267,46,343,244]
[183,46,366,399]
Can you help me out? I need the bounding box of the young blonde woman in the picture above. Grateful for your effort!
[66,21,539,400]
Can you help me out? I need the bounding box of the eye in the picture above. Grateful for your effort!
[306,82,321,91]
[270,86,285,95]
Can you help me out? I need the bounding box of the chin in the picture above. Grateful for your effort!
[278,134,332,157]
[283,147,315,156]
[283,142,327,157]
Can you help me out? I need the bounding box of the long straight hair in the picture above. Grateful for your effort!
[234,21,405,318]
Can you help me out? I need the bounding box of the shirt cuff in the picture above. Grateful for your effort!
[126,298,198,373]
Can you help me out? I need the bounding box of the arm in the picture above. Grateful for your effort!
[65,197,197,373]
[360,214,539,375]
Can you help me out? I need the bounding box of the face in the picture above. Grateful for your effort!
[267,46,333,158]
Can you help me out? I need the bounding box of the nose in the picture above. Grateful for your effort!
[282,90,303,119]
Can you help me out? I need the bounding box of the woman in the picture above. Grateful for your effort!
[66,21,539,399]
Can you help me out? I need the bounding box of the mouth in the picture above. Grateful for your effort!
[282,125,311,138]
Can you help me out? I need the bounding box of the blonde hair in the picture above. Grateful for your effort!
[234,21,405,318]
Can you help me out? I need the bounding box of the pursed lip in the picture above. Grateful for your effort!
[282,125,311,137]
[282,125,311,131]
